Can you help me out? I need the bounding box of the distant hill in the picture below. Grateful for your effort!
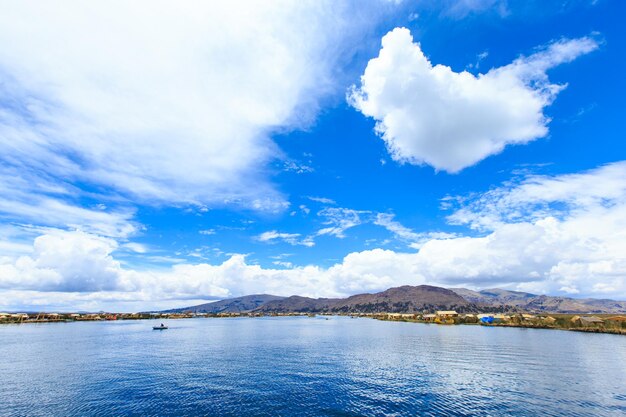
[451,288,626,314]
[329,285,469,313]
[451,288,535,306]
[166,285,626,315]
[167,294,284,313]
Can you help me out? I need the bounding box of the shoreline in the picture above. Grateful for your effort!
[1,312,624,336]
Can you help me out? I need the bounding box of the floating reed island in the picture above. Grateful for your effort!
[373,310,626,335]
[0,312,193,323]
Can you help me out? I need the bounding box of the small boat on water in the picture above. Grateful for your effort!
[153,323,168,330]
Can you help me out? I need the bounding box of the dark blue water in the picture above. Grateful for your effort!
[1,317,625,416]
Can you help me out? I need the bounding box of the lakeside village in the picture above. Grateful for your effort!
[1,310,625,335]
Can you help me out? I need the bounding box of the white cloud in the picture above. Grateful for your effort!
[374,213,422,241]
[199,229,216,236]
[307,196,337,205]
[468,51,489,70]
[447,161,626,230]
[257,231,300,243]
[122,243,148,254]
[257,208,451,249]
[375,213,457,249]
[316,207,364,238]
[273,261,294,268]
[421,162,626,296]
[0,167,137,239]
[255,206,366,247]
[256,231,315,247]
[0,1,383,210]
[283,160,314,174]
[0,230,420,311]
[0,230,122,293]
[348,28,598,172]
[0,198,136,239]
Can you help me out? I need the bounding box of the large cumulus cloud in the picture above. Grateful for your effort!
[349,28,598,172]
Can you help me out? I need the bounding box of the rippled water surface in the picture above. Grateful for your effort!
[1,317,625,416]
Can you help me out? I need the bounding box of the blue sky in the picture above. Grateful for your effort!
[1,0,625,311]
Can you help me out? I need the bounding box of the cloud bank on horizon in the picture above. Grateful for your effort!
[0,0,623,311]
[4,162,626,311]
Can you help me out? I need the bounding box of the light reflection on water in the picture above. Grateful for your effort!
[1,317,625,416]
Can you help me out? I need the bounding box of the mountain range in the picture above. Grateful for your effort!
[451,287,626,314]
[167,285,626,314]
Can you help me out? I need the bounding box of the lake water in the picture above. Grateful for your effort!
[1,316,625,416]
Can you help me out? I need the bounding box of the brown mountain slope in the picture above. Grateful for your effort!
[451,288,626,313]
[256,285,469,313]
[330,285,469,313]
[166,294,285,313]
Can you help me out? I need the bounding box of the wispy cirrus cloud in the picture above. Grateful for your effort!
[0,166,138,241]
[255,207,366,248]
[256,231,315,247]
[446,161,626,230]
[0,1,389,212]
[374,213,457,249]
[374,213,422,241]
[442,0,509,19]
[307,196,337,205]
[316,207,365,238]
